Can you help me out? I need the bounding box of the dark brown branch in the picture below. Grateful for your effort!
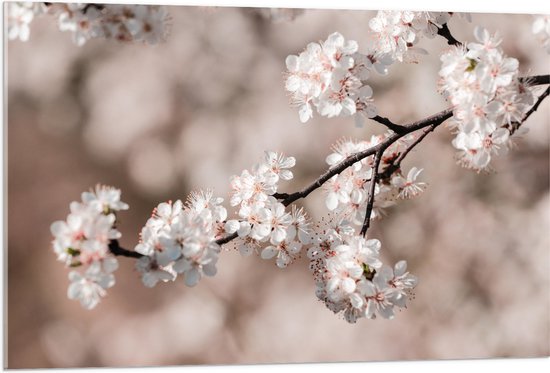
[109,239,144,258]
[521,86,550,121]
[371,115,408,133]
[436,23,462,46]
[378,123,438,181]
[519,75,550,86]
[216,232,238,245]
[83,4,105,13]
[360,149,383,236]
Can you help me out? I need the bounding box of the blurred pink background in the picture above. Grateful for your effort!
[6,4,550,368]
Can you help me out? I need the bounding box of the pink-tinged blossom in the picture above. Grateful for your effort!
[369,11,453,62]
[51,185,128,309]
[309,218,416,323]
[532,15,550,53]
[11,3,170,45]
[284,32,380,123]
[439,27,535,171]
[67,257,118,310]
[227,150,309,268]
[134,189,225,288]
[391,167,427,199]
[6,2,44,42]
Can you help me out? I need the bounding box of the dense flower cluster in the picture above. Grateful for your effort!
[323,135,426,225]
[50,185,129,309]
[439,27,535,171]
[308,217,417,322]
[135,190,226,288]
[532,15,550,54]
[284,32,385,124]
[7,2,170,45]
[369,11,453,62]
[227,151,312,267]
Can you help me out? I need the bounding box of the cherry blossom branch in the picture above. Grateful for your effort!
[378,123,438,182]
[109,74,549,257]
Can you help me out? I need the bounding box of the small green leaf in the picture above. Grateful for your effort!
[69,261,82,268]
[466,58,477,72]
[66,247,81,256]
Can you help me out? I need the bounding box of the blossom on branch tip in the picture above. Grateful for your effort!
[284,33,380,123]
[532,15,550,54]
[308,218,416,323]
[67,258,118,310]
[50,185,128,309]
[439,27,535,171]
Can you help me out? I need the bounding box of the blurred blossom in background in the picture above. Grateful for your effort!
[5,2,549,368]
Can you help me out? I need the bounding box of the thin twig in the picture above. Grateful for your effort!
[436,23,462,46]
[360,149,383,236]
[378,123,438,181]
[109,239,144,258]
[519,75,550,86]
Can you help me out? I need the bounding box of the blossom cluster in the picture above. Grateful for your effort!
[227,151,312,267]
[369,11,453,62]
[135,190,226,288]
[284,32,387,124]
[308,217,417,323]
[7,2,170,45]
[323,135,427,226]
[532,15,550,54]
[50,185,129,309]
[439,27,535,171]
[284,12,464,125]
[6,1,45,42]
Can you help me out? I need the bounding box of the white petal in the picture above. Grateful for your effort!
[326,193,339,211]
[261,246,278,260]
[184,268,201,287]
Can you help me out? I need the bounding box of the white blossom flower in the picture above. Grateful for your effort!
[391,167,427,199]
[439,27,534,171]
[81,184,129,213]
[310,226,416,323]
[12,3,171,45]
[260,237,302,268]
[369,11,452,62]
[67,258,118,309]
[134,191,224,288]
[51,185,128,308]
[50,186,126,266]
[6,2,42,41]
[256,151,296,184]
[284,33,380,123]
[135,256,176,288]
[532,15,550,53]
